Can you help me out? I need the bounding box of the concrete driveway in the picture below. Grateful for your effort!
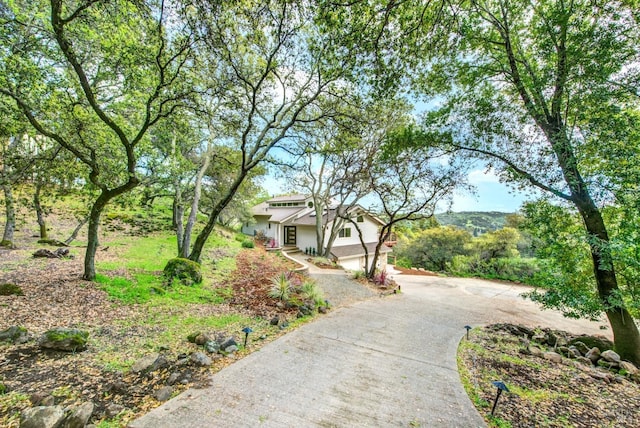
[130,272,609,428]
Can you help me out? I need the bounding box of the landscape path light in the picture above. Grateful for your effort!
[242,327,253,347]
[491,381,510,416]
[464,325,472,340]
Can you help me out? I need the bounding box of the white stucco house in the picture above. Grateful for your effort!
[241,194,392,271]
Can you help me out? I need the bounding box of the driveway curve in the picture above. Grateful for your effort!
[130,271,609,428]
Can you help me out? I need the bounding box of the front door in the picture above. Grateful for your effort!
[284,226,296,245]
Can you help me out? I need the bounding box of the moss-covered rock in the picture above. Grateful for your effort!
[0,326,29,344]
[0,240,14,248]
[568,335,614,353]
[39,328,89,352]
[163,258,203,286]
[0,283,24,296]
[37,239,68,247]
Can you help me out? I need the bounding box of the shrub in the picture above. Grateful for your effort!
[0,283,24,296]
[163,258,203,286]
[300,281,324,306]
[241,240,255,249]
[352,270,366,280]
[372,270,389,286]
[268,272,291,301]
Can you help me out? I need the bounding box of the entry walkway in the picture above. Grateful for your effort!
[130,270,608,428]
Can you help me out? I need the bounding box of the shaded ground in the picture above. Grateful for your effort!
[0,239,304,426]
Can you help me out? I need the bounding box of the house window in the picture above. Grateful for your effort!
[339,227,351,238]
[356,215,364,223]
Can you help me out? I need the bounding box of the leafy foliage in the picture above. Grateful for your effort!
[269,273,292,301]
[396,226,472,272]
[435,212,511,235]
[521,200,640,319]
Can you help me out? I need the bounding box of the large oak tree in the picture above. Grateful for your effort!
[0,0,194,279]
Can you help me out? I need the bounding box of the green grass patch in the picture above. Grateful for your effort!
[0,392,30,427]
[96,272,230,305]
[98,234,177,272]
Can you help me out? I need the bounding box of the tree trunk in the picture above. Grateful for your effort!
[34,180,47,239]
[182,151,210,259]
[83,195,107,280]
[64,215,89,245]
[547,122,640,364]
[188,171,246,263]
[173,179,185,256]
[574,195,640,364]
[83,177,139,280]
[1,183,15,247]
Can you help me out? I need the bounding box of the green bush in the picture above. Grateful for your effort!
[352,270,366,280]
[449,255,539,283]
[395,257,412,269]
[268,272,291,300]
[300,281,324,306]
[241,240,255,248]
[163,258,203,286]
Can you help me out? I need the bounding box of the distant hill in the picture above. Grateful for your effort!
[435,211,513,235]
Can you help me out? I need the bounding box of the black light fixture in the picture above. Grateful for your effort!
[464,325,472,340]
[491,381,510,416]
[242,327,253,347]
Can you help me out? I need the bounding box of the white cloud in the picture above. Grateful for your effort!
[467,168,501,184]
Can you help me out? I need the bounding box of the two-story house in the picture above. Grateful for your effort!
[241,194,392,271]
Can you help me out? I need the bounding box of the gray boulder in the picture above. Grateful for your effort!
[62,401,94,428]
[154,386,173,402]
[131,353,160,374]
[20,406,65,428]
[219,337,237,350]
[224,345,239,354]
[39,328,88,352]
[620,361,639,376]
[204,340,220,354]
[601,349,621,364]
[0,325,28,344]
[585,347,601,363]
[543,351,562,363]
[190,352,212,367]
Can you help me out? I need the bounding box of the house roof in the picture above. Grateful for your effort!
[266,194,308,203]
[289,205,385,227]
[251,203,306,222]
[330,242,393,259]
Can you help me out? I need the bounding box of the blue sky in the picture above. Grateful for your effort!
[263,166,529,214]
[446,168,527,213]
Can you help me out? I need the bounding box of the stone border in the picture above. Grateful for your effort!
[281,250,309,275]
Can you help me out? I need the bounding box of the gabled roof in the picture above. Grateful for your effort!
[266,194,308,203]
[251,202,306,223]
[287,204,385,227]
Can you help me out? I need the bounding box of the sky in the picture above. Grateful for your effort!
[262,166,530,214]
[444,168,528,213]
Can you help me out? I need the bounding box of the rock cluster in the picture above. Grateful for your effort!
[187,331,242,355]
[33,248,72,259]
[492,323,639,383]
[20,401,94,428]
